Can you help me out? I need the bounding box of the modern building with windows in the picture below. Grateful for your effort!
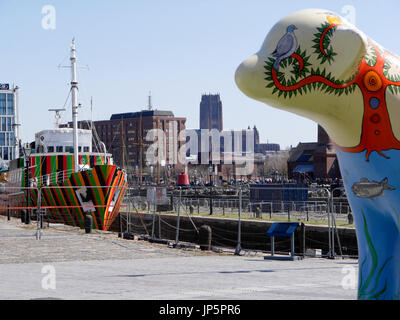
[0,84,19,162]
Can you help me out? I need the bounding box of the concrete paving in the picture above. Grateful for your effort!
[0,216,358,300]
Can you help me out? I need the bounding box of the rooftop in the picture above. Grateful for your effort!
[110,110,175,120]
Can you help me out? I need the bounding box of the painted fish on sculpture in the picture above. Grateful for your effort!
[352,177,395,199]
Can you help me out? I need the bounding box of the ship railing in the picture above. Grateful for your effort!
[32,169,76,187]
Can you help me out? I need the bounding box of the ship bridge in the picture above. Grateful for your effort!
[34,128,92,154]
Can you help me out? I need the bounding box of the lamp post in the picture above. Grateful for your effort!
[23,143,32,224]
[233,160,236,186]
[208,164,213,215]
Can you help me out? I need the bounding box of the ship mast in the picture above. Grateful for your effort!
[70,38,79,172]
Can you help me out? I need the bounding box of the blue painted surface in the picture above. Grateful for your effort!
[337,149,400,299]
[266,222,299,238]
[293,163,314,173]
[369,97,381,109]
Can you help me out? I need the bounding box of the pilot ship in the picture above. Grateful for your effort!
[2,39,127,231]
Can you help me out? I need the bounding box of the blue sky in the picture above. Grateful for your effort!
[1,0,399,149]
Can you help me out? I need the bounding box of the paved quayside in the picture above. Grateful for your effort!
[0,216,358,300]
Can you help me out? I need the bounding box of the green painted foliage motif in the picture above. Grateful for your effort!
[263,52,357,99]
[264,23,400,99]
[311,22,338,65]
[358,212,392,300]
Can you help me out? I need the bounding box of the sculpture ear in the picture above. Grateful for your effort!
[327,25,368,79]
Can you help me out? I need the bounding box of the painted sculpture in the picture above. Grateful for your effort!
[235,8,400,300]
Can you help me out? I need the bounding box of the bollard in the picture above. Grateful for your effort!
[25,210,31,225]
[255,206,261,219]
[7,205,10,221]
[199,225,212,251]
[348,213,354,225]
[84,214,93,234]
[21,210,25,223]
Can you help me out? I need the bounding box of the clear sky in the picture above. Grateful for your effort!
[1,0,399,150]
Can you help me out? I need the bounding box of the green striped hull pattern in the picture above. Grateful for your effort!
[24,165,127,231]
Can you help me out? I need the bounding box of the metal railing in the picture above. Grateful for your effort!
[0,184,355,258]
[117,184,354,258]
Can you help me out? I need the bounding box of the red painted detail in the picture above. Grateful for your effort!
[335,43,400,161]
[320,24,339,57]
[370,114,381,123]
[290,53,304,72]
[272,67,356,92]
[271,32,400,161]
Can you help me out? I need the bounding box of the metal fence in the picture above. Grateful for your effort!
[0,185,125,239]
[118,185,355,258]
[0,184,355,258]
[118,185,352,222]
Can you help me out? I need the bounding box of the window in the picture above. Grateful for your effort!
[78,146,82,152]
[10,133,14,146]
[56,146,63,152]
[6,94,14,115]
[0,133,5,146]
[0,94,6,115]
[7,118,11,132]
[47,146,54,153]
[1,118,5,132]
[3,147,8,160]
[83,146,90,152]
[66,146,73,153]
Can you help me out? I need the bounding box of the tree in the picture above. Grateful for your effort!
[264,152,289,180]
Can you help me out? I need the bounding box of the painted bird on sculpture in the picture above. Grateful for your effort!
[272,24,298,71]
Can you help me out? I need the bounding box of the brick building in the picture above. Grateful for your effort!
[287,125,341,181]
[62,110,186,171]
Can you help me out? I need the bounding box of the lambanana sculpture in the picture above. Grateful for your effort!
[235,8,400,300]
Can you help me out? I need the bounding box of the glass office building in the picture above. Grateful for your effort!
[0,84,19,162]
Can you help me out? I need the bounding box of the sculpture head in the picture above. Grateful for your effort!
[235,8,400,300]
[235,8,371,148]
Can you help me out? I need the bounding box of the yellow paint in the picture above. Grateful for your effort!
[327,16,342,25]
